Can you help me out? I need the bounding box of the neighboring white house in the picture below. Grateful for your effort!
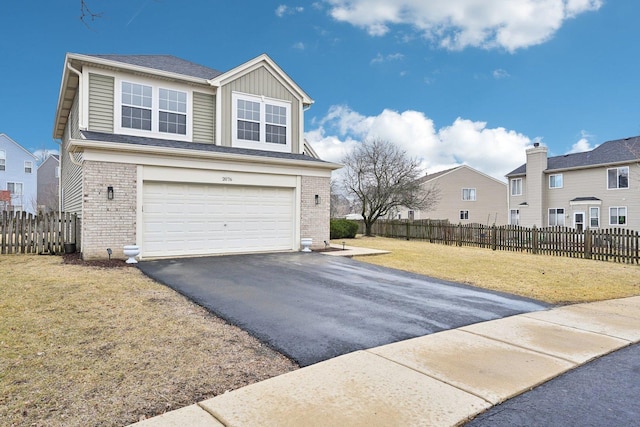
[0,133,38,214]
[506,137,640,230]
[53,53,340,260]
[398,165,508,225]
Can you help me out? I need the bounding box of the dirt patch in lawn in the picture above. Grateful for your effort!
[0,255,297,427]
[336,236,640,304]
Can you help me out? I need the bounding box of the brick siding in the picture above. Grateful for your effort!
[300,176,330,249]
[81,161,137,260]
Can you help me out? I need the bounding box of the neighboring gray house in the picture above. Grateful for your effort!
[0,133,38,214]
[506,137,640,231]
[53,53,340,260]
[398,165,508,225]
[37,154,60,213]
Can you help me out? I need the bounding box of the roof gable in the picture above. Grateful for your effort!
[0,133,38,160]
[418,165,506,186]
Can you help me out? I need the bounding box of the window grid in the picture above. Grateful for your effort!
[609,206,627,225]
[233,93,290,148]
[607,167,629,189]
[462,188,476,201]
[511,178,522,196]
[589,207,599,228]
[159,88,187,135]
[548,208,565,226]
[24,161,33,174]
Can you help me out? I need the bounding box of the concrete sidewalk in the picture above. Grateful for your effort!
[320,243,391,257]
[131,296,640,427]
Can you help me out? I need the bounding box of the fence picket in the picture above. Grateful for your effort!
[0,211,77,255]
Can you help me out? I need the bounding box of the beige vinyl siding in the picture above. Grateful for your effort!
[192,92,215,143]
[61,93,83,217]
[88,73,114,133]
[412,167,508,225]
[545,164,640,230]
[221,65,300,152]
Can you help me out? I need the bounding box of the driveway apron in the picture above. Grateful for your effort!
[138,252,548,366]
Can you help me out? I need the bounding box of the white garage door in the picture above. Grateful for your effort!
[142,182,295,257]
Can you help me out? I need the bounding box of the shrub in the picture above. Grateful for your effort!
[330,219,359,239]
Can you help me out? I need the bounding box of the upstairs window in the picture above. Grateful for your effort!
[24,161,33,174]
[232,92,291,152]
[121,82,152,131]
[462,188,476,201]
[607,166,629,189]
[0,150,5,171]
[549,174,563,188]
[510,178,522,196]
[159,88,187,135]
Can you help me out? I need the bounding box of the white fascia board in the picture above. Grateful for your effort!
[208,53,314,106]
[68,138,341,171]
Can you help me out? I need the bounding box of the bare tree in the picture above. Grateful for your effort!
[80,0,102,26]
[341,138,440,236]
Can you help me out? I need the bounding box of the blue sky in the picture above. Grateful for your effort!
[1,0,638,179]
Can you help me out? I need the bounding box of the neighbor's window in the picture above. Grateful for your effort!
[510,209,519,225]
[510,178,522,196]
[7,182,23,195]
[121,82,152,131]
[232,92,291,151]
[589,207,600,228]
[0,150,5,171]
[610,206,627,225]
[607,166,629,189]
[24,161,33,174]
[460,210,469,220]
[549,174,563,189]
[159,88,187,135]
[462,188,476,201]
[55,166,60,178]
[548,208,565,226]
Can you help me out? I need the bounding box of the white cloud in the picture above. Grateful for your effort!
[293,41,305,50]
[307,105,533,180]
[275,5,304,17]
[567,130,597,153]
[326,0,603,51]
[493,68,510,79]
[370,52,404,64]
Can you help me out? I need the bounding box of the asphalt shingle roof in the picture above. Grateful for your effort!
[85,54,223,80]
[506,136,640,177]
[80,131,329,164]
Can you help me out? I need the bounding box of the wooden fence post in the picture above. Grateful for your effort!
[584,229,592,260]
[406,221,410,241]
[491,225,497,251]
[532,226,538,254]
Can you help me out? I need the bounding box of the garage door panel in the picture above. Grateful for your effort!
[143,182,294,257]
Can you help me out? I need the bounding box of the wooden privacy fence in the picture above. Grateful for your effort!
[363,220,640,264]
[1,211,77,255]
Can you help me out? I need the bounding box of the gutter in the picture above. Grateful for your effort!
[66,62,85,130]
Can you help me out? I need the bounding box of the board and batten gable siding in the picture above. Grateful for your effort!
[192,91,215,143]
[88,73,115,133]
[220,65,301,153]
[61,92,83,217]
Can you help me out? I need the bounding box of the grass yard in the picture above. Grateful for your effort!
[0,255,297,427]
[337,236,640,304]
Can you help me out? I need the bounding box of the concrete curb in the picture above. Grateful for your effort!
[131,296,640,427]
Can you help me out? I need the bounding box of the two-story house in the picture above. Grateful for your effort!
[398,165,508,225]
[53,53,339,260]
[506,137,640,231]
[0,133,38,214]
[37,154,60,213]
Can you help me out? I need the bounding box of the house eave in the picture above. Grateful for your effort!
[68,138,341,171]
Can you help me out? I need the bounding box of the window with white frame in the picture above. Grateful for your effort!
[0,150,5,171]
[460,210,469,220]
[607,166,629,189]
[548,208,565,226]
[510,209,519,225]
[159,88,187,135]
[462,188,476,201]
[232,92,291,151]
[549,174,563,189]
[609,206,627,225]
[7,182,23,195]
[24,161,33,174]
[510,178,522,196]
[121,82,152,131]
[589,207,599,228]
[55,166,60,178]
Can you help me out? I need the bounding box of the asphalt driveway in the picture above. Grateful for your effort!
[138,252,549,366]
